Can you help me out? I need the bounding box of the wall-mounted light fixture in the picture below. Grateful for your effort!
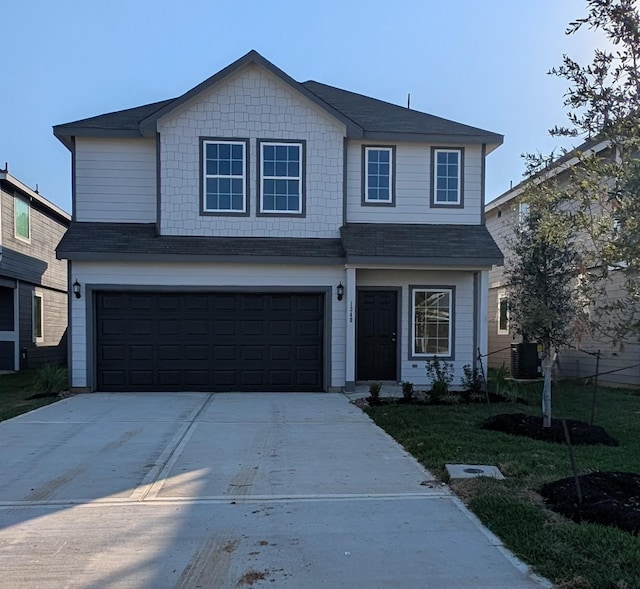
[73,280,81,299]
[336,282,344,301]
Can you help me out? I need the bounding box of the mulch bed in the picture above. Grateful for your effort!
[540,471,640,535]
[481,413,619,446]
[360,391,514,408]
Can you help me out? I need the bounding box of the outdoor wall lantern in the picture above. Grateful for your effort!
[336,282,344,301]
[73,280,81,299]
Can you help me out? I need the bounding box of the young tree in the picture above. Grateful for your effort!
[549,0,640,346]
[505,174,578,427]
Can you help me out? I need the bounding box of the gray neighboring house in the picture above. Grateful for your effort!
[485,139,640,387]
[0,168,70,371]
[54,50,503,393]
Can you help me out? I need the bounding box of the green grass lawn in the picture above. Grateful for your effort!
[366,381,640,588]
[0,370,62,422]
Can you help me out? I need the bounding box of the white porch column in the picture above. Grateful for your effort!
[344,267,356,391]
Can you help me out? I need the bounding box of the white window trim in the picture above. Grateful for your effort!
[497,291,510,335]
[434,149,462,205]
[33,290,44,344]
[364,146,393,203]
[411,287,453,358]
[14,194,31,243]
[259,141,303,214]
[202,140,247,213]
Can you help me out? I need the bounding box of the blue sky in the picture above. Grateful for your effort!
[1,0,605,212]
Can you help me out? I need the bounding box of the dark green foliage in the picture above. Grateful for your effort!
[425,356,454,397]
[368,382,382,399]
[460,364,484,399]
[33,363,68,395]
[401,381,414,401]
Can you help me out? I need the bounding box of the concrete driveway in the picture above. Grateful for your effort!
[0,393,549,588]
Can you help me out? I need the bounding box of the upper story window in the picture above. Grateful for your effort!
[432,148,464,207]
[259,141,305,215]
[363,146,395,205]
[14,195,30,241]
[202,139,248,214]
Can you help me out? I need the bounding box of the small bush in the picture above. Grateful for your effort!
[369,382,382,399]
[401,381,414,401]
[461,364,485,396]
[33,364,68,395]
[426,356,454,396]
[487,364,510,396]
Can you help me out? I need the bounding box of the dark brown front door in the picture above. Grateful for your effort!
[356,290,398,381]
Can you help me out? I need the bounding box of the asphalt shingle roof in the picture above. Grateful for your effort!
[53,51,502,146]
[57,222,502,267]
[340,223,503,265]
[302,81,500,140]
[56,223,345,261]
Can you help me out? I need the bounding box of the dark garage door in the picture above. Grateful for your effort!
[96,292,324,392]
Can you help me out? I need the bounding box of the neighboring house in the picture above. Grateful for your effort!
[54,50,503,393]
[485,139,640,387]
[0,168,70,371]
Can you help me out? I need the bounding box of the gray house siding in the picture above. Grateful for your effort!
[0,179,70,369]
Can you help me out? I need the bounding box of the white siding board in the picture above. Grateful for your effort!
[347,142,483,224]
[70,261,346,389]
[75,137,157,222]
[356,269,475,386]
[158,65,345,238]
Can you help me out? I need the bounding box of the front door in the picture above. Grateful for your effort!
[357,290,398,381]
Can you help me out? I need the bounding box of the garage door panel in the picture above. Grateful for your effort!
[241,321,264,336]
[130,345,153,361]
[130,371,154,386]
[240,346,263,361]
[157,370,181,386]
[96,292,324,392]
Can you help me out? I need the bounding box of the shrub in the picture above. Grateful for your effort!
[33,363,68,395]
[461,364,485,398]
[425,356,454,397]
[401,381,414,401]
[368,382,382,399]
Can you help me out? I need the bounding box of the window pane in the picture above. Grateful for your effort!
[231,144,243,159]
[218,143,230,159]
[15,198,30,239]
[263,145,275,160]
[275,161,288,176]
[413,289,451,356]
[275,145,288,160]
[33,295,42,339]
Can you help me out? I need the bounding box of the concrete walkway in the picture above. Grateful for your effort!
[0,393,549,588]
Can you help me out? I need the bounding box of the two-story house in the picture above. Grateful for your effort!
[54,50,503,393]
[486,139,640,387]
[0,168,70,371]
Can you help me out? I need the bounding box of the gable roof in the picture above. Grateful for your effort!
[303,81,502,150]
[54,50,502,150]
[0,170,70,225]
[485,137,611,213]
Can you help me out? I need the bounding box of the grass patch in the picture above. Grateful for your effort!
[365,381,640,588]
[0,369,66,422]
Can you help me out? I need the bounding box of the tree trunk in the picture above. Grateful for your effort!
[542,343,552,428]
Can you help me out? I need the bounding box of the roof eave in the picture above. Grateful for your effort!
[54,127,143,145]
[56,250,345,265]
[345,255,502,268]
[358,131,503,149]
